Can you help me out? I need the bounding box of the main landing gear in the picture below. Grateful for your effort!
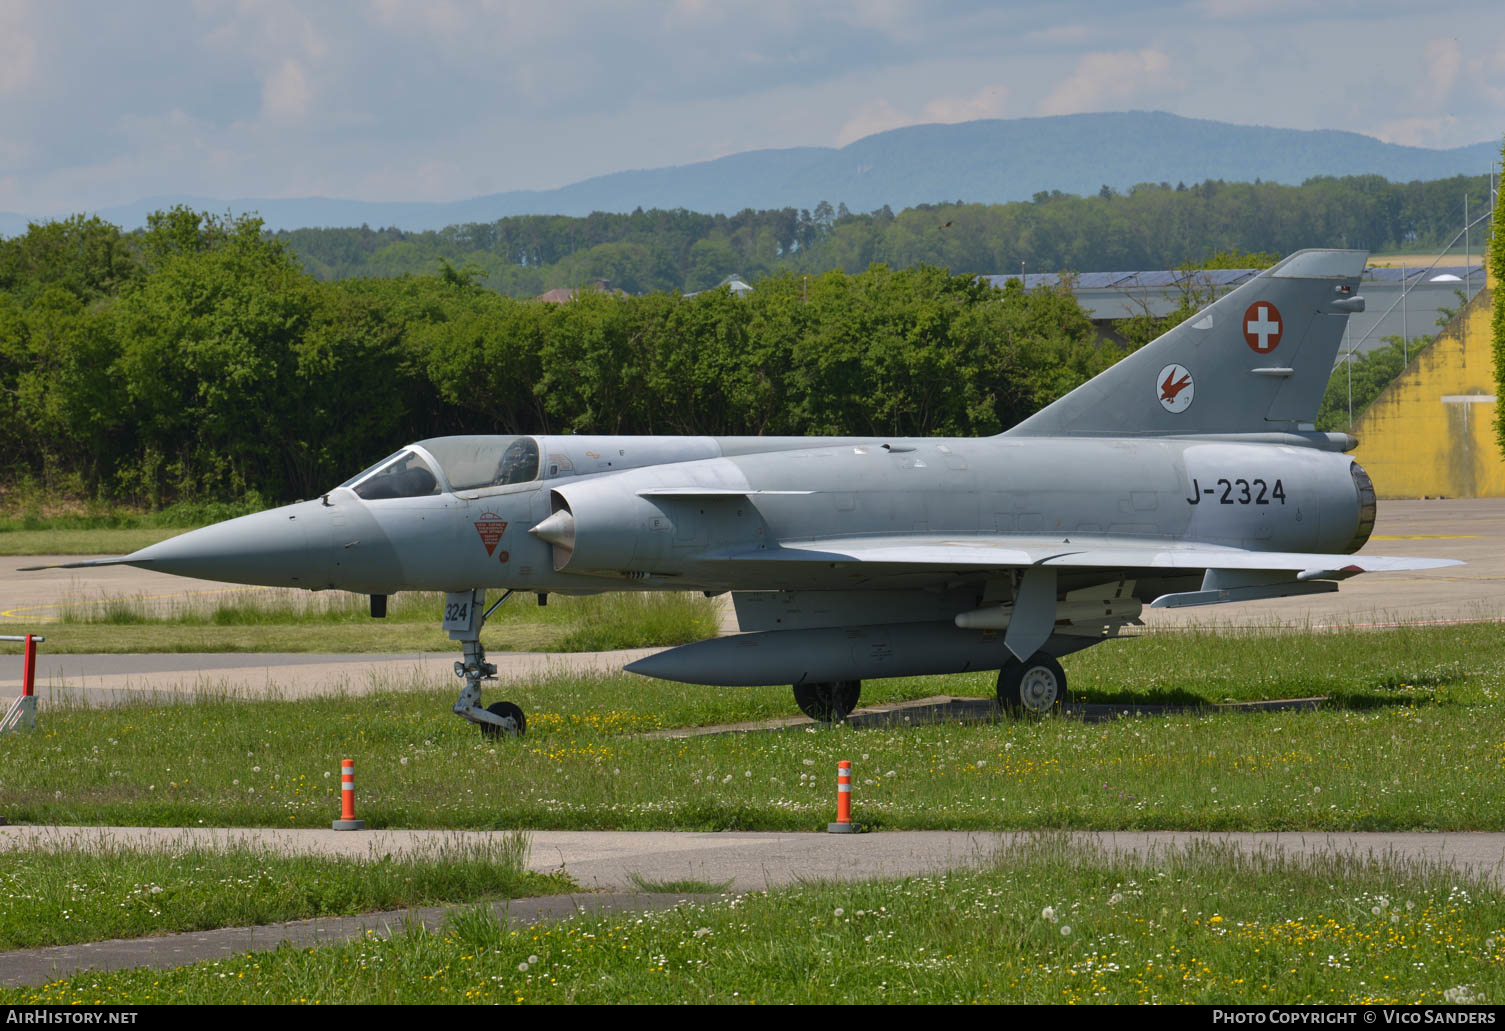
[792,655,1069,725]
[793,680,862,722]
[996,651,1069,717]
[448,589,526,738]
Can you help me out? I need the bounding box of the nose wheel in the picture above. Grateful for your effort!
[481,700,526,739]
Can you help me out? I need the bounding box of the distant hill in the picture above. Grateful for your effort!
[5,111,1499,234]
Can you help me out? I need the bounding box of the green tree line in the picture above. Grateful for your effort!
[275,175,1492,296]
[0,209,1107,507]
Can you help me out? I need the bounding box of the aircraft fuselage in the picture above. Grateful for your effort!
[132,433,1370,598]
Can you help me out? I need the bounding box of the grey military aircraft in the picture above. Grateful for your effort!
[25,249,1460,735]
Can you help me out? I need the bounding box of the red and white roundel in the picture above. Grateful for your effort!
[1157,363,1194,414]
[1243,301,1283,353]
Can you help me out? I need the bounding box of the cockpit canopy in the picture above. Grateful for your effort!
[342,450,440,500]
[422,436,539,491]
[339,436,541,499]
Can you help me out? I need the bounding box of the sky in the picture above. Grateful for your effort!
[2,0,1503,218]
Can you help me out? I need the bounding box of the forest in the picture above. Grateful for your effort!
[4,171,1483,510]
[276,174,1494,296]
[0,208,1109,506]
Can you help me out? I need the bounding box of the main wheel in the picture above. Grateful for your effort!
[996,653,1068,717]
[480,700,526,738]
[793,680,861,722]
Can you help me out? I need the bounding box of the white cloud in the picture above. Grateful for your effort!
[0,0,38,97]
[923,85,1009,124]
[4,2,1505,218]
[1371,116,1460,148]
[834,85,1009,146]
[1039,48,1177,116]
[1425,37,1463,105]
[261,59,312,125]
[1019,23,1092,47]
[835,100,912,146]
[1192,0,1329,19]
[0,175,23,211]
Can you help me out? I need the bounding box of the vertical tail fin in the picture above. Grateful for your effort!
[1005,249,1367,438]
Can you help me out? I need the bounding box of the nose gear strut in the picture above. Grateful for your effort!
[447,588,525,736]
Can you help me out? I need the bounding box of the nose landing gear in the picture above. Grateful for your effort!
[448,589,526,737]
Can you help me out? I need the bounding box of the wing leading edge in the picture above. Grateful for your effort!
[716,535,1460,581]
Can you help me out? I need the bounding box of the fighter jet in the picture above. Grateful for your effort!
[25,249,1460,735]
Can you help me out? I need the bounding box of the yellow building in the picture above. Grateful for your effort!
[1349,267,1502,499]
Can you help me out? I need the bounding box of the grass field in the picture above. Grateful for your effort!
[0,505,261,556]
[0,528,188,556]
[0,589,720,654]
[7,838,1502,1005]
[0,834,568,950]
[2,622,1502,832]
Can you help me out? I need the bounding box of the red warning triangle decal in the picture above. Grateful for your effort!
[474,513,508,556]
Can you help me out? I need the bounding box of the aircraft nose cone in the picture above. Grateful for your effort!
[126,503,322,588]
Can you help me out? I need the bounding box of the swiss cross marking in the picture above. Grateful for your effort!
[1243,301,1283,353]
[473,513,508,556]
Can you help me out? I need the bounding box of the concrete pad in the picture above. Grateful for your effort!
[6,825,1504,895]
[0,559,259,625]
[1139,498,1505,629]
